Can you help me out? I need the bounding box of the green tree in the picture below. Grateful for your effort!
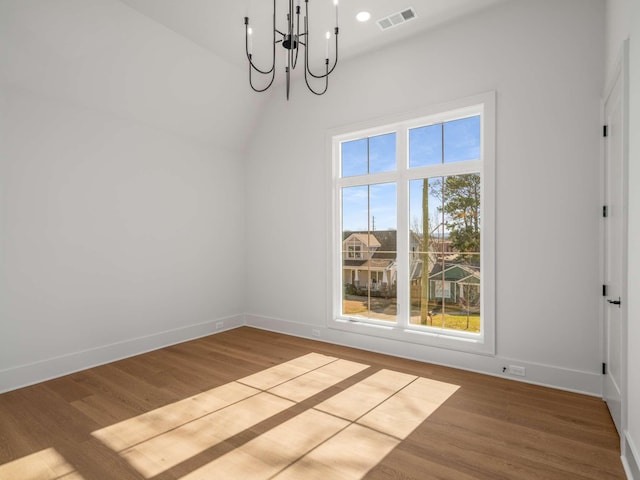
[433,174,481,263]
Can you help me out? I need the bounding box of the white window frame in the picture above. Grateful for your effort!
[327,92,496,355]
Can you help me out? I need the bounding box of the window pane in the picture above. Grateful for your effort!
[444,116,480,164]
[342,186,368,233]
[409,174,480,332]
[341,183,397,323]
[370,183,397,232]
[341,138,368,177]
[369,133,396,174]
[409,178,442,326]
[409,124,442,168]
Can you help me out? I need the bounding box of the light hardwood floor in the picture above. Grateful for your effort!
[0,327,626,479]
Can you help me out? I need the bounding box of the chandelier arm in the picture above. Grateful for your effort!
[292,46,300,70]
[304,59,329,95]
[245,25,274,75]
[243,0,278,76]
[303,0,338,80]
[246,55,275,76]
[326,30,339,75]
[249,59,276,93]
[289,0,294,35]
[291,4,301,70]
[286,66,290,100]
[305,29,339,79]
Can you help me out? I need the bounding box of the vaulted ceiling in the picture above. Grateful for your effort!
[119,0,510,68]
[1,0,511,153]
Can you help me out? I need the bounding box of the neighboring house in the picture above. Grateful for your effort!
[428,263,480,308]
[342,231,420,293]
[342,231,394,292]
[343,232,479,304]
[429,237,457,261]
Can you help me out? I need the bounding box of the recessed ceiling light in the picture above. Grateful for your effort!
[356,11,371,22]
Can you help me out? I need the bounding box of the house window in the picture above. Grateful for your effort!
[434,280,452,299]
[330,93,495,354]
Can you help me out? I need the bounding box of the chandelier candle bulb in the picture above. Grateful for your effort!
[247,27,252,54]
[325,31,330,58]
[334,0,339,26]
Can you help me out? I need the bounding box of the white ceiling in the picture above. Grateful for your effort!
[118,0,511,70]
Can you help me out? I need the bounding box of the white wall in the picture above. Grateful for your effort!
[606,0,631,72]
[245,0,606,394]
[0,0,254,391]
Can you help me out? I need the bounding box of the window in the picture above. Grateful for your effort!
[329,93,495,354]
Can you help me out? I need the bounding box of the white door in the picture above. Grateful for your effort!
[602,45,627,435]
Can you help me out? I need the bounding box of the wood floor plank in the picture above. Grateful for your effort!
[0,327,626,480]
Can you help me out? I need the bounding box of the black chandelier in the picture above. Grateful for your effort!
[244,0,339,100]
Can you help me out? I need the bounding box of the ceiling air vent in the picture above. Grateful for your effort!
[377,7,417,31]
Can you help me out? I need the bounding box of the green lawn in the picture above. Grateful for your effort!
[411,313,480,332]
[343,296,480,333]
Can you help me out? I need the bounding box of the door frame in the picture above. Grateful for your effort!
[600,39,629,445]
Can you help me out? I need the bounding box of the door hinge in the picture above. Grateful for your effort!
[603,125,608,137]
[602,362,607,375]
[602,284,607,296]
[603,205,608,218]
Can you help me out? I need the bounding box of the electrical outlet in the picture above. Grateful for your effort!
[216,321,224,330]
[312,328,321,337]
[508,365,526,377]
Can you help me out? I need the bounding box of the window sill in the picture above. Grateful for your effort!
[330,316,495,356]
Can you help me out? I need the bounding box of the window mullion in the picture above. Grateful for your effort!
[396,125,409,328]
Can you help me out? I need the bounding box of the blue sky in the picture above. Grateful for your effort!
[341,116,480,233]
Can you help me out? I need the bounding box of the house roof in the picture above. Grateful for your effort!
[429,263,480,282]
[343,258,394,270]
[344,233,381,248]
[343,231,399,259]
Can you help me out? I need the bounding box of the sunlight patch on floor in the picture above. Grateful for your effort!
[0,448,84,480]
[272,424,400,480]
[358,377,461,439]
[315,369,418,421]
[90,352,370,477]
[92,381,260,452]
[237,352,339,390]
[85,352,459,479]
[122,392,293,477]
[268,359,369,402]
[179,409,350,479]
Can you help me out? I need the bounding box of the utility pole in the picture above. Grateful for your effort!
[421,179,430,325]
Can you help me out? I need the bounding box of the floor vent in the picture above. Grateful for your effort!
[377,7,417,31]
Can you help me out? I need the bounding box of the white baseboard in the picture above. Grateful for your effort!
[0,314,245,394]
[244,314,603,396]
[1,312,603,398]
[623,432,640,480]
